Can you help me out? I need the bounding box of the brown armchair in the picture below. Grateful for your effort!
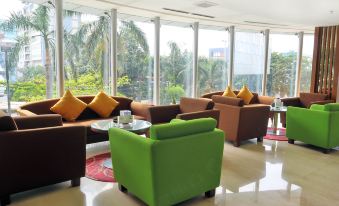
[148,97,220,126]
[280,92,335,127]
[0,114,86,206]
[211,95,270,147]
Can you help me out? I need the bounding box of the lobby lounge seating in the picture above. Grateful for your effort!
[109,118,224,206]
[148,97,220,125]
[0,114,86,206]
[281,92,334,127]
[202,91,272,147]
[286,103,339,153]
[17,96,151,144]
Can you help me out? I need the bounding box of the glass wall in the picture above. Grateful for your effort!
[63,7,110,95]
[300,34,314,93]
[117,16,154,104]
[198,27,229,96]
[233,30,265,94]
[160,22,193,104]
[0,1,56,114]
[266,34,298,97]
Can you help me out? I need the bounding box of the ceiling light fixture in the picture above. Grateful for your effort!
[195,1,218,8]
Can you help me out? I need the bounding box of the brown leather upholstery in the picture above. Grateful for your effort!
[0,115,86,205]
[212,95,244,106]
[0,116,18,131]
[13,114,63,130]
[17,96,151,144]
[280,93,335,127]
[148,97,219,125]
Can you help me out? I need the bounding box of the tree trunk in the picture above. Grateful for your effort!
[44,36,53,99]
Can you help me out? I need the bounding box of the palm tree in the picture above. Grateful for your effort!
[1,5,54,98]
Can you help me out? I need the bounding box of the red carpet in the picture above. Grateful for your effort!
[85,153,115,182]
[264,128,288,141]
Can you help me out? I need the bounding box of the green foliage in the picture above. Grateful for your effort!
[10,75,46,102]
[166,85,185,104]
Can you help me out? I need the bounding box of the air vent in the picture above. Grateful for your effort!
[244,21,289,27]
[191,13,214,18]
[162,8,215,19]
[195,1,218,8]
[163,8,189,14]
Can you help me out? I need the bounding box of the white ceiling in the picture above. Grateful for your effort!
[31,0,339,32]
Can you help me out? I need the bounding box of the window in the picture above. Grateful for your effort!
[198,27,229,96]
[300,34,314,93]
[267,34,298,97]
[233,30,265,94]
[0,1,56,114]
[160,22,193,104]
[117,16,154,104]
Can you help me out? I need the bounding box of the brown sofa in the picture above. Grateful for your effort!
[0,114,86,205]
[202,91,273,146]
[17,96,152,144]
[280,92,335,127]
[148,97,220,125]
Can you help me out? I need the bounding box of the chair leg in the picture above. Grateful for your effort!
[71,178,81,187]
[257,137,263,142]
[118,184,128,193]
[205,189,215,198]
[0,195,10,206]
[288,139,294,144]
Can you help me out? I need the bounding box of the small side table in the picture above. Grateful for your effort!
[268,106,287,136]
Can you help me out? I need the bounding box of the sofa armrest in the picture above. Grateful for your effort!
[201,91,224,99]
[0,126,86,191]
[212,95,244,106]
[309,100,336,107]
[131,101,153,120]
[281,97,302,107]
[148,105,181,124]
[177,110,220,127]
[13,114,63,130]
[16,109,37,116]
[258,96,274,105]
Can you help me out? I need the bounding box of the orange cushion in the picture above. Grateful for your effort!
[237,86,254,105]
[88,91,119,118]
[222,86,237,98]
[50,90,87,121]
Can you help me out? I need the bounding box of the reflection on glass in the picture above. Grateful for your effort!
[234,31,264,94]
[160,23,193,104]
[198,28,229,96]
[267,34,298,97]
[300,34,314,93]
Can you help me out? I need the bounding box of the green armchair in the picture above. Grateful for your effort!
[286,103,339,153]
[109,118,225,206]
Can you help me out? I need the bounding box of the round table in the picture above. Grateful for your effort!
[91,119,152,169]
[268,106,287,136]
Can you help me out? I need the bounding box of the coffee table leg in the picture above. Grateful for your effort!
[273,113,279,134]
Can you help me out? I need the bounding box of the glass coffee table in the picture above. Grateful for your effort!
[91,119,152,169]
[268,106,287,136]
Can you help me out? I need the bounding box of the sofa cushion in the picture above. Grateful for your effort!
[179,97,213,113]
[310,104,325,111]
[212,95,244,106]
[237,86,254,105]
[50,90,87,121]
[324,103,339,111]
[0,115,18,131]
[88,91,119,118]
[222,86,237,98]
[300,93,328,108]
[150,118,217,140]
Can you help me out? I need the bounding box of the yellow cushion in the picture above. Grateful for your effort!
[88,91,119,118]
[222,86,237,98]
[237,86,254,105]
[50,90,87,121]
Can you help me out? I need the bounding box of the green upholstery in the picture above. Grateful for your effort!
[286,104,339,149]
[109,118,225,206]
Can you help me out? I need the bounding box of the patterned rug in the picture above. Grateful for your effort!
[85,153,115,182]
[264,127,288,141]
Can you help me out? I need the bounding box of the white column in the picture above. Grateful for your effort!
[192,22,199,97]
[110,9,117,96]
[262,29,270,95]
[55,0,64,96]
[229,26,235,87]
[153,17,160,105]
[295,32,304,96]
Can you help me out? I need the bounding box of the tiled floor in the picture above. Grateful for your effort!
[9,140,339,206]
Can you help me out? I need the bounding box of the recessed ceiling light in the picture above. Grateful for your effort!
[195,1,218,8]
[329,10,334,14]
